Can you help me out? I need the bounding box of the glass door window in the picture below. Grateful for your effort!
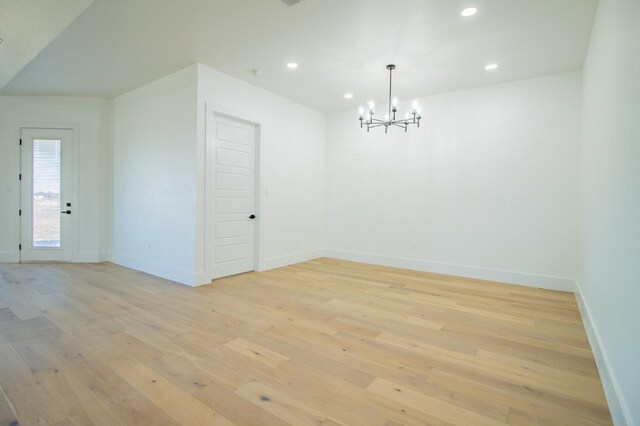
[32,139,62,248]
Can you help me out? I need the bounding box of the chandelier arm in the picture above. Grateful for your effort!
[359,64,420,133]
[389,119,414,126]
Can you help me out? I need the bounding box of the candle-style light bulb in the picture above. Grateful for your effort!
[384,113,390,122]
[392,97,399,111]
[411,99,419,113]
[416,106,422,118]
[368,100,375,113]
[358,106,365,118]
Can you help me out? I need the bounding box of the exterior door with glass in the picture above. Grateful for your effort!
[20,128,74,262]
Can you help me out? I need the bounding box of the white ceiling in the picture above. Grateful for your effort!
[0,0,598,113]
[0,0,94,90]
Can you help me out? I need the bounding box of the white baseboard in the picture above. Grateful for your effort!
[574,280,632,426]
[192,271,212,287]
[187,250,325,286]
[76,251,110,263]
[111,249,326,287]
[0,251,109,263]
[0,252,18,263]
[324,249,575,292]
[110,252,198,287]
[259,249,325,272]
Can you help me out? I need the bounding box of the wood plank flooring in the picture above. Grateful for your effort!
[0,258,612,425]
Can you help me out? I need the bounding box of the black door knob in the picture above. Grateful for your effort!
[249,214,256,219]
[60,210,71,215]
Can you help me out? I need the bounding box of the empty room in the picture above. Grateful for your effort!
[0,0,638,425]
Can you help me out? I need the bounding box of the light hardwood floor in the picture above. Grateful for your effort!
[0,258,611,425]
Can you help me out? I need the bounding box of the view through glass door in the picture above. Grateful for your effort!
[20,128,74,262]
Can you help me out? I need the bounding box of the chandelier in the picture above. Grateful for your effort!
[358,64,422,133]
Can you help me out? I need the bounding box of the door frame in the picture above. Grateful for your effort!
[204,103,262,281]
[18,123,80,262]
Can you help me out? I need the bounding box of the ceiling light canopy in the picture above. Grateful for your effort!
[485,63,499,70]
[358,65,422,134]
[286,62,298,69]
[461,7,478,16]
[344,93,354,99]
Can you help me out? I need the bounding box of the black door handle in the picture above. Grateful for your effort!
[61,210,71,215]
[249,214,256,219]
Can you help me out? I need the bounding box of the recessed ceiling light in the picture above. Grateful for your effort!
[461,7,477,16]
[344,93,354,99]
[286,62,298,69]
[485,63,498,70]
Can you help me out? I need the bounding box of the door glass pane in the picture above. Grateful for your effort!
[32,139,62,248]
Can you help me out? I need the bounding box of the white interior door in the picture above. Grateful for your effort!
[207,113,257,279]
[20,128,74,262]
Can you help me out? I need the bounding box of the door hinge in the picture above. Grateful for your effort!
[19,173,21,180]
[19,244,21,251]
[18,209,21,216]
[19,139,22,146]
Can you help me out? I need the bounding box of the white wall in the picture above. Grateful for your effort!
[0,96,111,262]
[111,65,199,285]
[578,0,640,424]
[195,64,326,280]
[109,63,325,286]
[326,72,582,291]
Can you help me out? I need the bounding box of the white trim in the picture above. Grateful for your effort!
[324,249,575,291]
[259,249,325,272]
[17,123,81,263]
[0,252,19,263]
[192,271,211,287]
[204,103,265,128]
[204,103,262,280]
[110,252,198,286]
[76,251,109,263]
[0,252,107,263]
[574,280,632,426]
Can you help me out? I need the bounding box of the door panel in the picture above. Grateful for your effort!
[216,197,250,214]
[216,172,250,191]
[217,121,252,145]
[20,128,74,262]
[216,147,248,167]
[215,243,249,263]
[215,221,249,239]
[207,114,257,279]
